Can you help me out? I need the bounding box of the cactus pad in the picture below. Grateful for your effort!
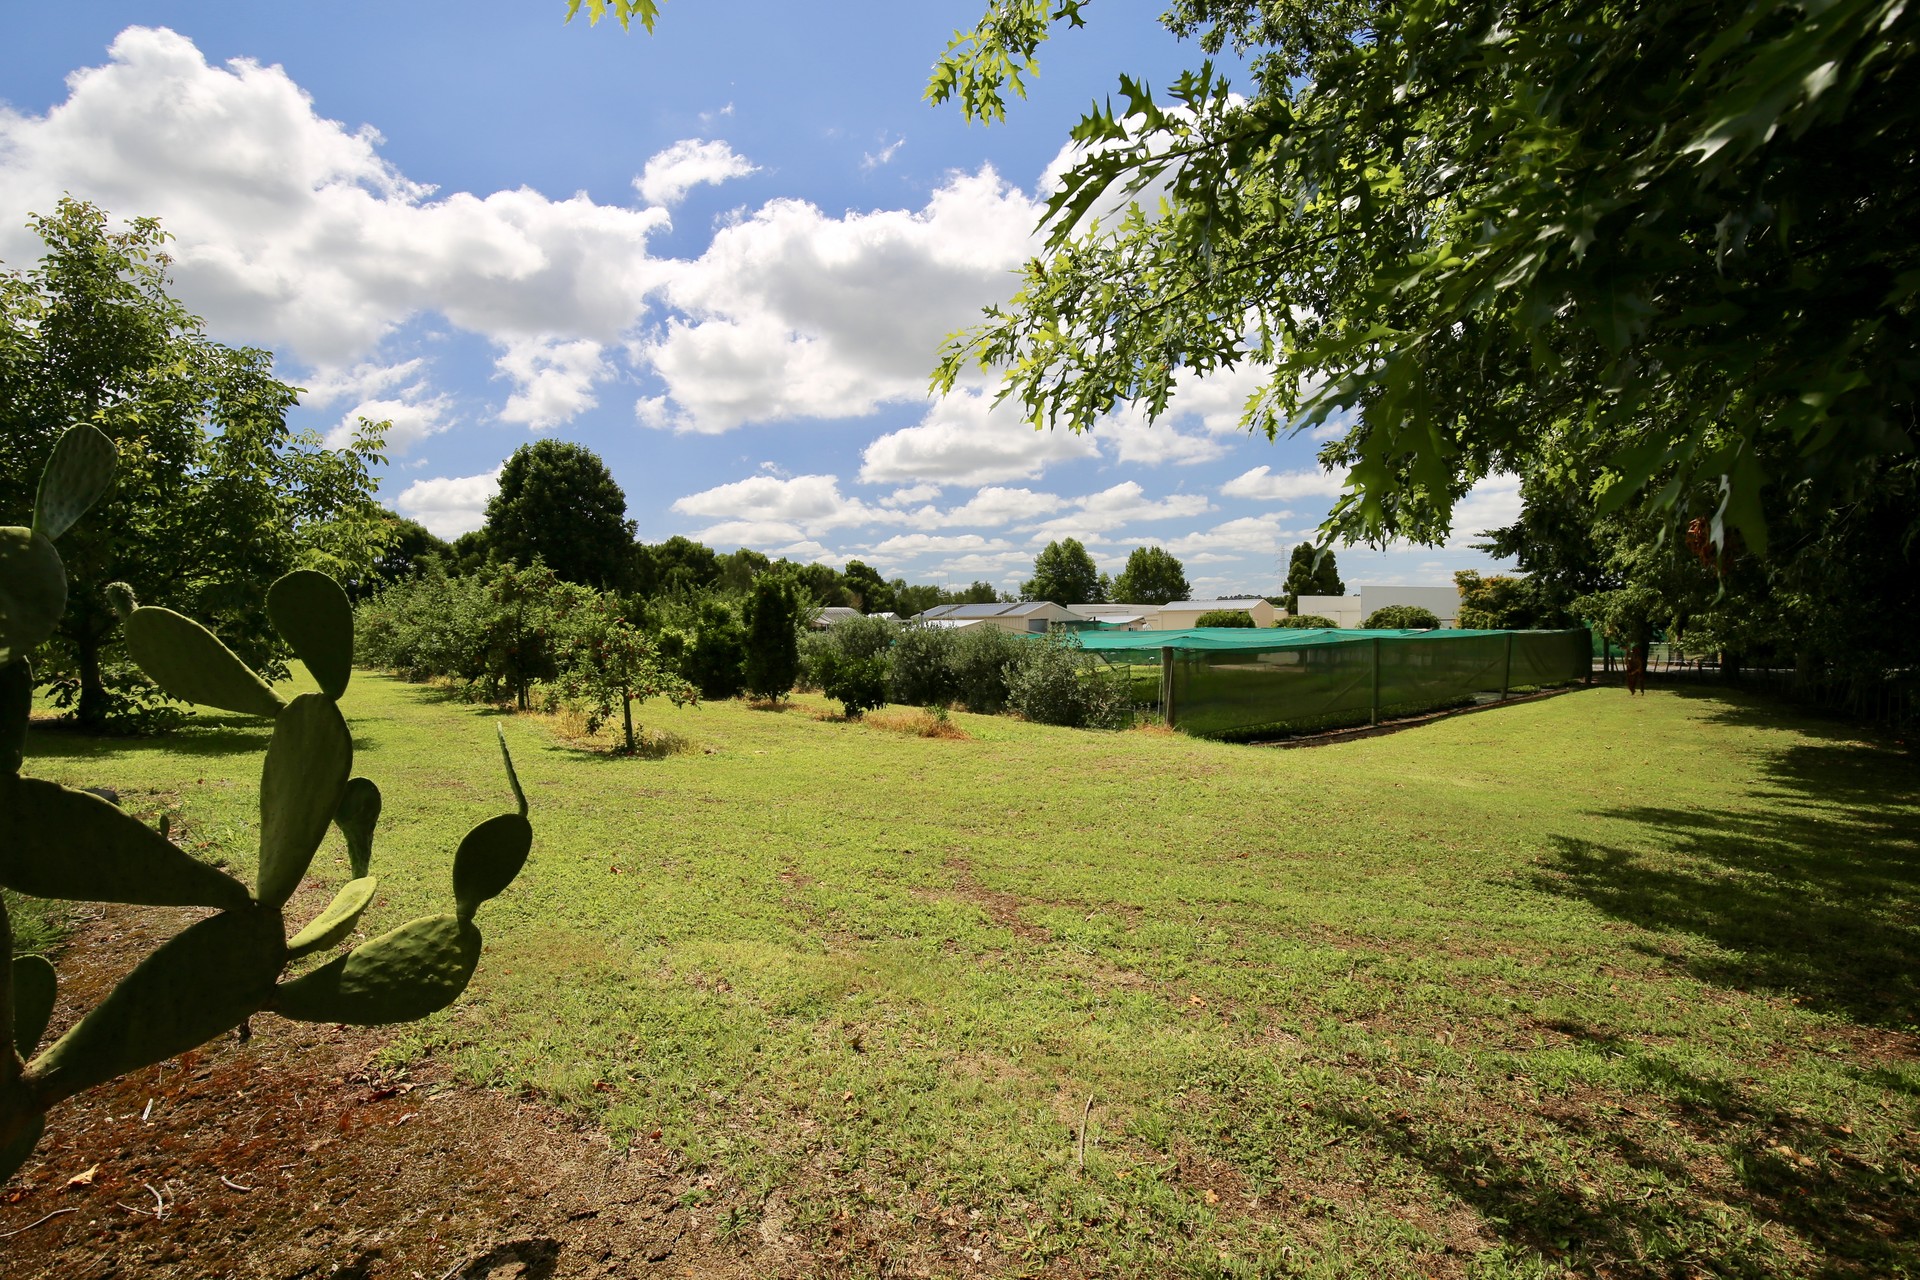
[452,814,533,921]
[0,1112,45,1186]
[257,694,353,909]
[286,876,379,959]
[268,570,353,700]
[26,907,287,1103]
[334,777,381,878]
[0,776,253,910]
[0,527,68,668]
[1,658,30,776]
[123,606,287,718]
[271,913,481,1025]
[32,424,116,542]
[11,956,56,1059]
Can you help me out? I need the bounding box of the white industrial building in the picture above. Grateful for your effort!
[1295,584,1462,628]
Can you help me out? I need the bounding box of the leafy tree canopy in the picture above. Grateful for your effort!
[743,571,806,701]
[843,560,898,614]
[1364,605,1442,630]
[1112,545,1190,604]
[925,0,1918,559]
[1281,542,1344,613]
[1023,537,1104,605]
[0,198,389,728]
[485,439,634,590]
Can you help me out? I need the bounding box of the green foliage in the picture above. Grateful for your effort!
[1454,571,1568,631]
[842,560,898,615]
[485,440,635,590]
[1022,537,1104,606]
[554,593,696,751]
[681,597,747,699]
[888,623,961,707]
[1193,609,1255,628]
[0,199,389,730]
[743,572,806,702]
[948,625,1022,714]
[1275,614,1339,629]
[631,535,722,599]
[1111,545,1190,605]
[0,428,530,1181]
[1282,544,1345,614]
[929,2,1920,562]
[811,615,897,717]
[563,0,661,32]
[1004,634,1132,729]
[1363,605,1442,630]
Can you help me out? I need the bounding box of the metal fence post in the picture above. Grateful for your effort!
[1502,632,1514,700]
[1370,637,1381,725]
[1160,646,1175,730]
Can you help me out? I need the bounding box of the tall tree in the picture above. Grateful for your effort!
[925,0,1918,561]
[485,439,634,589]
[632,535,721,597]
[1280,544,1345,613]
[842,560,898,614]
[742,571,805,702]
[0,199,388,727]
[1111,546,1191,604]
[1023,538,1103,605]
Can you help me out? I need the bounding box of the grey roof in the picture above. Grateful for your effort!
[919,601,1067,620]
[1161,598,1268,611]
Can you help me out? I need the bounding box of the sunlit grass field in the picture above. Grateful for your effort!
[21,673,1920,1278]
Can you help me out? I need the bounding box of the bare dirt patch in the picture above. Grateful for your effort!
[0,904,771,1280]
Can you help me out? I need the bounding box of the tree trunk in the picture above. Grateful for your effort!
[621,695,635,753]
[77,629,108,732]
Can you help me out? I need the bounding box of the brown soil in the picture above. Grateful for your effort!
[0,904,776,1280]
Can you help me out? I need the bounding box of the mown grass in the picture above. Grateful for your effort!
[21,673,1920,1278]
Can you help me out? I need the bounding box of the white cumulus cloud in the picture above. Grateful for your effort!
[324,393,453,453]
[0,27,672,369]
[859,390,1099,486]
[1220,465,1346,502]
[641,170,1042,432]
[394,468,499,538]
[634,138,758,207]
[495,337,609,429]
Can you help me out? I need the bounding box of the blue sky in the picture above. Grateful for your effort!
[2,2,1515,596]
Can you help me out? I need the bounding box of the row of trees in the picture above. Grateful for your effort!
[423,437,1011,617]
[804,616,1133,729]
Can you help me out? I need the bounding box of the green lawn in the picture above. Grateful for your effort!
[20,675,1920,1278]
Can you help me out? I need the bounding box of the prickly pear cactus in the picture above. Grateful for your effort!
[0,426,533,1183]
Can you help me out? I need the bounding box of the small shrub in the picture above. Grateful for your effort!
[949,625,1021,714]
[1194,609,1255,628]
[889,622,960,706]
[1006,635,1132,728]
[814,649,891,718]
[809,614,896,717]
[1363,605,1442,630]
[1275,614,1339,629]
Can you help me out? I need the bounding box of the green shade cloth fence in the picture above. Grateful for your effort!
[1071,627,1590,740]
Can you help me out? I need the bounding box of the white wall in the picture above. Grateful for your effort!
[1295,594,1366,628]
[1357,584,1462,625]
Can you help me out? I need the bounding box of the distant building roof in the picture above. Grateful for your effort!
[920,601,1072,620]
[1161,599,1267,612]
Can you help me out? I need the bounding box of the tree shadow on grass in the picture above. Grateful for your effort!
[1326,1022,1920,1277]
[1531,731,1920,1028]
[24,713,379,764]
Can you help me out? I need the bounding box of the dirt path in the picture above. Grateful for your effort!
[0,904,773,1280]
